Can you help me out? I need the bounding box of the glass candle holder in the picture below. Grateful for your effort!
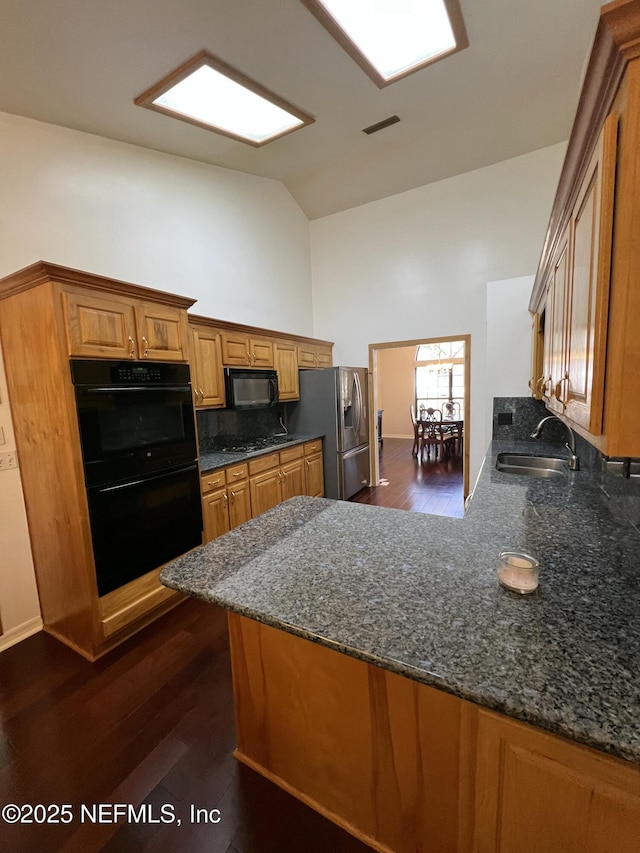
[498,551,539,594]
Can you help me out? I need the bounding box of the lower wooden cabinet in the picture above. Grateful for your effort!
[202,441,324,544]
[229,614,640,853]
[304,440,324,497]
[474,710,640,853]
[201,463,251,544]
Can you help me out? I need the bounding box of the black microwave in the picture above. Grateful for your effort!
[224,368,279,410]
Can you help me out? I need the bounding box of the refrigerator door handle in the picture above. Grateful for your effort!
[353,373,361,436]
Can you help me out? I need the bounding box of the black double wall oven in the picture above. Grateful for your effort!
[71,359,202,596]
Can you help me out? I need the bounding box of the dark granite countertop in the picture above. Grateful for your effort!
[199,433,323,474]
[162,438,640,764]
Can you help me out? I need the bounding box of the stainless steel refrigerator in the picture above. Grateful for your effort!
[288,366,370,500]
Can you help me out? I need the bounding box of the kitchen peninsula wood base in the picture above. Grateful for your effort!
[228,613,640,853]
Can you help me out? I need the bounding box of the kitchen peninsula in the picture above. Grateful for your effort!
[161,439,640,853]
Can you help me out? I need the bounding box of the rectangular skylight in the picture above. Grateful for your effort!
[303,0,468,87]
[134,52,314,147]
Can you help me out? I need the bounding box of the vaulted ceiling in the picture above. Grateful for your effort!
[0,0,603,218]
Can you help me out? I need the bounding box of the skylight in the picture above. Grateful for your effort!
[134,52,314,147]
[302,0,468,87]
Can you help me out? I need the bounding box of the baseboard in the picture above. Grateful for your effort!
[0,616,43,653]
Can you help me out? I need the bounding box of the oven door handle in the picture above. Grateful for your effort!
[95,463,197,494]
[84,385,192,393]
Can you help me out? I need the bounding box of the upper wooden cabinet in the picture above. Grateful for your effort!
[64,289,189,362]
[189,314,333,404]
[190,324,225,408]
[531,0,640,457]
[221,332,274,367]
[273,340,300,401]
[538,117,617,432]
[298,342,332,369]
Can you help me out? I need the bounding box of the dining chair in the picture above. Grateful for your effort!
[410,405,423,457]
[443,400,461,419]
[420,408,452,459]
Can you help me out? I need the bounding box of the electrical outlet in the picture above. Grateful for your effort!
[0,450,18,471]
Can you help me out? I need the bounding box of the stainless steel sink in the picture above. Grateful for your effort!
[496,453,567,479]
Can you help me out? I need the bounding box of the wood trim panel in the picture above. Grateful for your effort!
[99,567,183,639]
[228,613,474,853]
[0,284,99,652]
[0,261,196,307]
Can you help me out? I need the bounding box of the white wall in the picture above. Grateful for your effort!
[309,143,566,485]
[486,275,535,439]
[0,111,314,641]
[0,112,313,332]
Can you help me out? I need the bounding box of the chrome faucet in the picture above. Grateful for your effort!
[530,415,580,471]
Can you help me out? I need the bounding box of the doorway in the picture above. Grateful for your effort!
[363,335,470,515]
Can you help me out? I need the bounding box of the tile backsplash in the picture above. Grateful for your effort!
[493,396,640,532]
[197,407,285,452]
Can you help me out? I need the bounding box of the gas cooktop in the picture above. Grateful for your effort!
[213,435,296,454]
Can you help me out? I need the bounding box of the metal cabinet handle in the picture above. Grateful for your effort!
[223,493,228,504]
[207,478,222,487]
[141,336,149,358]
[128,336,136,359]
[230,490,236,500]
[232,472,242,478]
[198,388,205,403]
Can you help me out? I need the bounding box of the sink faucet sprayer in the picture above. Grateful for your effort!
[530,415,580,471]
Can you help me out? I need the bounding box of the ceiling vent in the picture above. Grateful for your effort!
[362,115,401,135]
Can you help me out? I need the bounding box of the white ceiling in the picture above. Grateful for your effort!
[0,0,603,219]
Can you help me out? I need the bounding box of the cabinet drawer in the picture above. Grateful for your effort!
[201,470,225,494]
[279,443,304,464]
[304,440,322,456]
[226,463,248,484]
[248,452,280,475]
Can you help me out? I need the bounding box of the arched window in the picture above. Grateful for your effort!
[415,340,465,419]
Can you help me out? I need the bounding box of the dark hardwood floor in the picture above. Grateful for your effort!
[0,600,371,853]
[350,437,464,517]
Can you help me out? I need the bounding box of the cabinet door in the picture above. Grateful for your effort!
[297,344,318,368]
[221,333,251,366]
[64,291,137,359]
[281,458,306,501]
[135,303,187,361]
[228,480,251,529]
[274,341,300,401]
[202,487,231,544]
[548,234,569,414]
[191,326,225,408]
[564,114,617,434]
[474,710,640,853]
[529,313,544,399]
[316,345,332,368]
[250,468,282,517]
[305,453,324,497]
[249,338,274,368]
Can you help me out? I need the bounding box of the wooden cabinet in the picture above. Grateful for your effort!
[190,324,225,408]
[203,441,324,533]
[273,340,300,401]
[0,262,196,660]
[201,463,251,544]
[473,710,640,853]
[229,613,640,853]
[297,342,333,369]
[530,1,640,457]
[221,332,274,367]
[539,117,617,429]
[64,289,189,362]
[304,440,324,497]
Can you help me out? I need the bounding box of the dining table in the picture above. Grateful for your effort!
[419,416,464,458]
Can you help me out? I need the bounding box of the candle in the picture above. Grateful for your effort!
[498,552,539,594]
